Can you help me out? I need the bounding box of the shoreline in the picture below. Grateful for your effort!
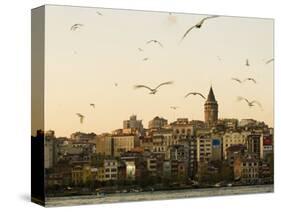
[46,184,274,207]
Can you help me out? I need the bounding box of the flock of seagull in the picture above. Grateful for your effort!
[231,57,273,109]
[76,103,95,124]
[70,11,274,124]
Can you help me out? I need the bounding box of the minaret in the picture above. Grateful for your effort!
[204,86,218,126]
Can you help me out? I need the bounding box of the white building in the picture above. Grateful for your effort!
[125,161,136,180]
[170,118,195,141]
[197,135,212,162]
[239,119,257,127]
[151,129,174,155]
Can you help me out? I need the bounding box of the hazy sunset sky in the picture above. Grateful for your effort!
[43,5,273,137]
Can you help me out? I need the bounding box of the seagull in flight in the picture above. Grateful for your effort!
[265,58,274,64]
[96,11,103,16]
[237,97,262,109]
[245,59,250,67]
[70,24,83,31]
[134,81,173,94]
[243,78,257,84]
[231,78,243,83]
[170,106,179,110]
[146,40,163,47]
[90,103,95,109]
[76,113,85,124]
[180,15,219,42]
[184,92,206,99]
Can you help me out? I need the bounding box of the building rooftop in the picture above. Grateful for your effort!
[206,86,217,102]
[226,144,246,152]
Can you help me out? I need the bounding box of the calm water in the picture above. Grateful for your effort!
[46,184,273,207]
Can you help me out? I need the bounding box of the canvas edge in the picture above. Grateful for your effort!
[31,5,46,207]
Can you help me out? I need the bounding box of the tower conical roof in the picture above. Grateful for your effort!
[207,86,216,102]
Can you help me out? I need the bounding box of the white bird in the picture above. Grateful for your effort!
[170,106,179,110]
[231,78,243,83]
[96,11,103,16]
[146,40,163,47]
[237,97,262,109]
[76,113,85,124]
[185,92,206,99]
[134,81,173,94]
[90,103,95,109]
[180,15,219,42]
[243,78,257,84]
[70,23,83,31]
[265,58,274,64]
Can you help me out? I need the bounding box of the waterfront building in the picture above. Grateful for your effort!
[71,165,92,185]
[240,155,259,184]
[103,159,118,181]
[125,161,136,180]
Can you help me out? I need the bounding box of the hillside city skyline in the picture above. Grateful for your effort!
[40,86,273,198]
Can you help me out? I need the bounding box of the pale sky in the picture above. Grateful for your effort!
[42,5,273,137]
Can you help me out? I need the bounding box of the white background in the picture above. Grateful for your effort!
[0,0,279,211]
